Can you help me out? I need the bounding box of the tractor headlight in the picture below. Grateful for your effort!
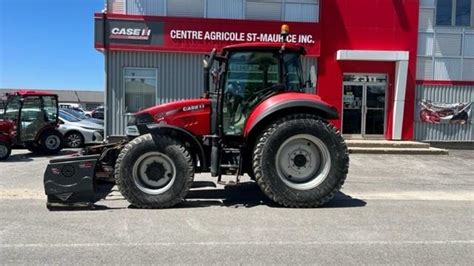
[126,125,140,136]
[130,113,154,125]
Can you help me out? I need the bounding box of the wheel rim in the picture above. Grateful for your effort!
[275,134,331,190]
[0,145,8,158]
[132,152,176,195]
[67,133,82,148]
[45,135,61,150]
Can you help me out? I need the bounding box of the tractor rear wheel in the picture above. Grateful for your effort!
[252,114,349,208]
[0,141,11,160]
[114,134,194,208]
[39,130,63,155]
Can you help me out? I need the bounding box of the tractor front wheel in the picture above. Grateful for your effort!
[0,141,11,160]
[252,114,349,208]
[114,134,194,208]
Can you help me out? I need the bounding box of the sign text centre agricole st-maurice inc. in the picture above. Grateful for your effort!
[170,29,316,44]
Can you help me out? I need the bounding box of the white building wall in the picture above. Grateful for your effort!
[417,0,474,81]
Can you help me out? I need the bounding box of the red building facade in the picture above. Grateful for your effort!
[96,0,424,140]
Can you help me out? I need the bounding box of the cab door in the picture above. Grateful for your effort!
[19,95,58,142]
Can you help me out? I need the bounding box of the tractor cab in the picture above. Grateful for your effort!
[217,43,310,135]
[0,91,63,160]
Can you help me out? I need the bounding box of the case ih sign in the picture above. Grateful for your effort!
[95,13,321,56]
[110,27,152,40]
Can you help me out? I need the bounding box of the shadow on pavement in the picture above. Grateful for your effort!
[172,181,366,209]
[48,181,365,211]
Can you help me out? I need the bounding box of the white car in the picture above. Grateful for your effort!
[58,110,104,148]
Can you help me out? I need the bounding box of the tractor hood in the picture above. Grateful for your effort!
[128,98,212,136]
[134,99,211,121]
[0,119,15,132]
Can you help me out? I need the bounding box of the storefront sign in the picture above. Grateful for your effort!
[95,14,320,56]
[419,100,471,125]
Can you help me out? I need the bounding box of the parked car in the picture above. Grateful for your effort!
[59,103,84,111]
[58,110,104,148]
[61,108,104,126]
[90,106,104,120]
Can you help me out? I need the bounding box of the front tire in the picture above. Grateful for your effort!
[252,114,349,208]
[0,141,11,160]
[114,134,194,208]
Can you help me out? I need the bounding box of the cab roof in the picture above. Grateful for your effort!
[223,42,306,55]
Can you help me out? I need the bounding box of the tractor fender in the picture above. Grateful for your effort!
[34,125,60,143]
[243,92,339,138]
[0,134,11,143]
[137,124,207,172]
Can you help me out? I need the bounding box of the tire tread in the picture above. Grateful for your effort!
[252,114,349,208]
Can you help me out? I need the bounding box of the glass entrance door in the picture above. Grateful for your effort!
[365,85,386,135]
[342,75,387,138]
[342,85,364,135]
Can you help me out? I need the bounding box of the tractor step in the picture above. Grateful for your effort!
[217,180,239,186]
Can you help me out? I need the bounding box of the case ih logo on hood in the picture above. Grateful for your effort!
[183,104,205,112]
[110,27,151,40]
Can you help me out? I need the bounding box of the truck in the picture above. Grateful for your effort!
[44,25,349,209]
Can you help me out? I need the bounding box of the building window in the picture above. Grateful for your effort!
[245,0,319,22]
[126,0,165,16]
[124,68,158,113]
[456,0,472,25]
[246,0,282,21]
[167,0,205,17]
[436,0,472,26]
[284,0,319,22]
[207,0,244,19]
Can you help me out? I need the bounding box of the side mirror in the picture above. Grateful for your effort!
[305,65,317,93]
[211,68,219,85]
[310,65,317,86]
[203,48,217,70]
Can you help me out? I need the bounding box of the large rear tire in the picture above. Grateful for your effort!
[114,134,194,208]
[252,114,349,208]
[0,141,11,160]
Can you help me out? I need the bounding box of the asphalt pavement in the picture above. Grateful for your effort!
[0,149,473,264]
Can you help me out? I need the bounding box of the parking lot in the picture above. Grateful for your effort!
[1,149,473,264]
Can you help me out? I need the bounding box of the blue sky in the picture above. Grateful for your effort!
[0,0,104,91]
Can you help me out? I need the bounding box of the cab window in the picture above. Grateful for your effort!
[42,96,58,121]
[223,51,280,134]
[4,95,21,121]
[283,53,304,91]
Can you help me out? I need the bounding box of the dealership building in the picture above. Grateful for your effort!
[95,0,474,141]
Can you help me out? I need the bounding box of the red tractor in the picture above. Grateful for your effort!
[0,91,63,160]
[44,27,349,209]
